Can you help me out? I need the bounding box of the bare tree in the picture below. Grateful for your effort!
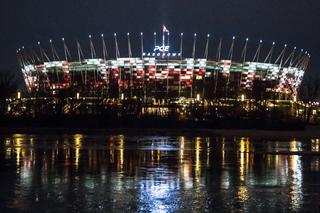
[298,72,320,123]
[0,71,18,115]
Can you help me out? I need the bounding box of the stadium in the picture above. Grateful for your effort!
[16,27,309,100]
[8,26,312,125]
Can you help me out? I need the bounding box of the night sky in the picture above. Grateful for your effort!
[1,0,320,82]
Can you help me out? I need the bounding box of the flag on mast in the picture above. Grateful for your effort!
[163,25,169,33]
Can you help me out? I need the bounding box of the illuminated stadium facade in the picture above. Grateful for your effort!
[17,27,310,101]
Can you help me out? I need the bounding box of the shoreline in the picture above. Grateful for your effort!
[1,126,320,139]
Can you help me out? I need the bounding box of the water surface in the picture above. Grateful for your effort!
[0,133,320,212]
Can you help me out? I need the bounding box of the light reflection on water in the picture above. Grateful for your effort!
[0,134,320,212]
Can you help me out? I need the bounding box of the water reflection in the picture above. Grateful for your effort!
[0,134,320,212]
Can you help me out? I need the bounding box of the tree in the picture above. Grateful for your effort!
[0,71,18,115]
[298,71,320,123]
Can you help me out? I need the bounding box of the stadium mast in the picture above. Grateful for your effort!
[240,38,249,63]
[204,34,210,60]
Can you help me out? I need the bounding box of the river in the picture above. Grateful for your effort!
[0,133,319,212]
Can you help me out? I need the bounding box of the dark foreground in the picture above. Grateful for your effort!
[0,132,320,212]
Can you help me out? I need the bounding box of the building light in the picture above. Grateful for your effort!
[17,91,21,99]
[241,94,245,102]
[121,93,124,100]
[293,95,297,102]
[76,92,80,100]
[196,94,200,101]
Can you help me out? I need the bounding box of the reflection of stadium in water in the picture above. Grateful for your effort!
[1,134,320,212]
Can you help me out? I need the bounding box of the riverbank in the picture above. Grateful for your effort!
[1,126,320,140]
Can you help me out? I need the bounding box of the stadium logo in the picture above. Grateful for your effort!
[153,45,170,52]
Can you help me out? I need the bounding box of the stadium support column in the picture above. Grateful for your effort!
[141,32,144,57]
[264,42,275,64]
[274,44,287,100]
[127,33,133,97]
[253,40,263,62]
[227,36,235,61]
[179,33,184,97]
[76,41,85,87]
[226,36,235,98]
[101,34,109,98]
[292,49,304,67]
[62,38,71,62]
[241,38,249,63]
[284,47,297,67]
[38,42,44,63]
[50,39,60,61]
[239,38,249,95]
[204,34,210,60]
[214,38,222,98]
[166,32,170,99]
[89,35,98,91]
[114,33,121,99]
[154,32,157,47]
[76,41,84,62]
[191,33,197,98]
[101,34,108,61]
[141,32,147,103]
[203,34,210,98]
[89,35,97,59]
[50,39,60,86]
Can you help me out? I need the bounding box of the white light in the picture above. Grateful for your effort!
[168,32,170,35]
[196,94,200,101]
[114,33,117,36]
[232,36,235,40]
[260,40,263,43]
[294,46,296,49]
[194,33,197,37]
[62,37,65,41]
[101,34,104,37]
[89,34,92,38]
[272,42,275,45]
[76,93,80,100]
[293,95,297,102]
[49,39,52,43]
[207,34,210,37]
[127,32,130,36]
[38,41,40,45]
[181,33,184,36]
[17,92,21,99]
[246,38,249,41]
[140,32,143,36]
[154,32,156,35]
[285,44,287,47]
[121,93,124,100]
[22,46,25,49]
[241,94,245,102]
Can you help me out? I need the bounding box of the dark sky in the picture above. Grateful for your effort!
[1,0,320,78]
